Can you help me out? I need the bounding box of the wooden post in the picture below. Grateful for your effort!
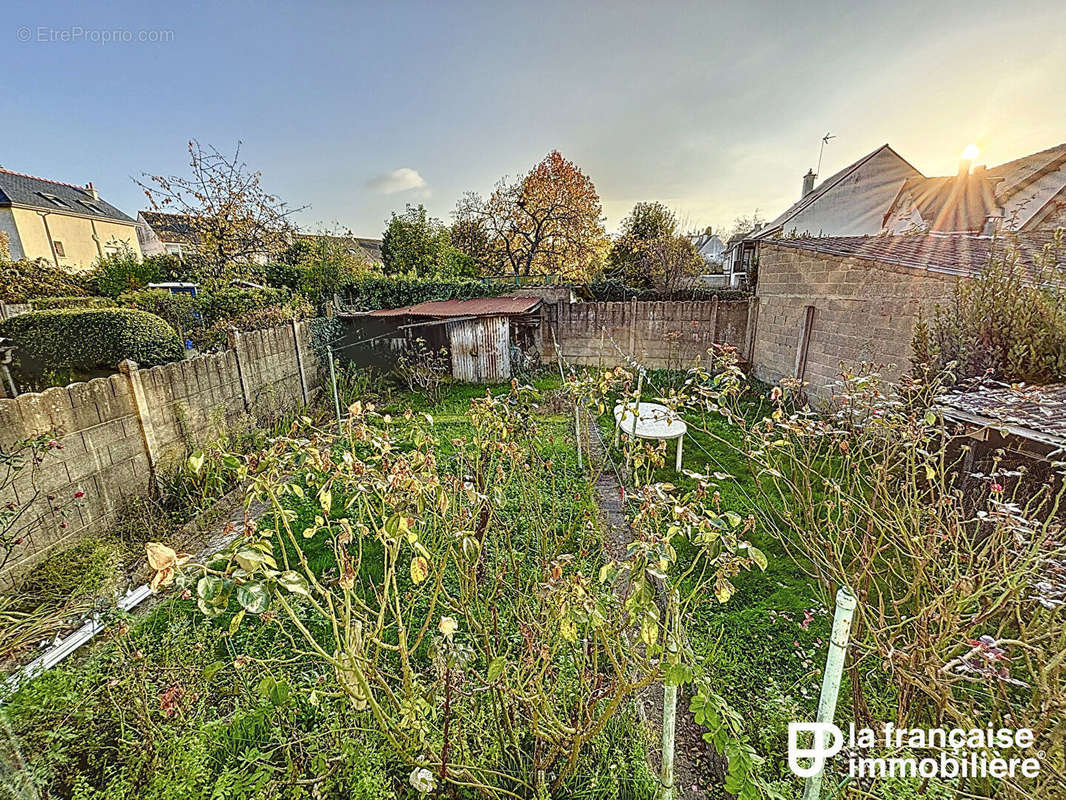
[119,360,158,489]
[291,318,309,406]
[744,296,759,365]
[227,329,251,413]
[794,305,816,382]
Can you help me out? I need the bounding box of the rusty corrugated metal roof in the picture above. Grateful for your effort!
[366,296,542,318]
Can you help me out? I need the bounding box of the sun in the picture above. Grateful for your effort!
[961,143,980,161]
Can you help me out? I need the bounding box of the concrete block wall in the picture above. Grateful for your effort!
[0,320,322,587]
[545,299,752,368]
[751,244,958,396]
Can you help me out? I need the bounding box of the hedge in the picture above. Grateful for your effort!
[341,276,495,312]
[578,279,750,303]
[0,308,185,382]
[118,289,198,337]
[198,287,303,326]
[32,296,116,310]
[0,259,90,303]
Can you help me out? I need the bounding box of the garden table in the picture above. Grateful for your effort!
[613,401,687,471]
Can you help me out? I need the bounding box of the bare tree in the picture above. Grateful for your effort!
[137,141,305,285]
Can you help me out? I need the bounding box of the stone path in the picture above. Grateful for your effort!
[583,413,714,800]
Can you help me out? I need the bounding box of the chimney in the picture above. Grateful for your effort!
[85,182,98,200]
[801,169,816,198]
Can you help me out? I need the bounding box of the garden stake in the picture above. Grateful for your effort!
[660,588,680,800]
[326,345,342,433]
[801,587,857,800]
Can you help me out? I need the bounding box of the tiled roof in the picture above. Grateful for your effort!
[0,167,133,223]
[366,296,542,318]
[295,232,383,263]
[762,230,1063,277]
[938,382,1066,449]
[139,210,201,244]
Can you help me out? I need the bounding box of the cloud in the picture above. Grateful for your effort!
[366,167,428,195]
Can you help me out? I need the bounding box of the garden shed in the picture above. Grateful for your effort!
[362,296,544,382]
[938,382,1066,460]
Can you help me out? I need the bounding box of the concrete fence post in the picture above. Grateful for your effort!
[119,359,158,488]
[227,329,251,413]
[291,318,309,406]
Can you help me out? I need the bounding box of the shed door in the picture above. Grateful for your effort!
[447,317,510,382]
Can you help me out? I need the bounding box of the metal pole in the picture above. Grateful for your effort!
[327,345,342,434]
[801,587,857,800]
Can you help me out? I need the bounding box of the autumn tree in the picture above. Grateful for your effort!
[454,151,609,281]
[136,141,302,287]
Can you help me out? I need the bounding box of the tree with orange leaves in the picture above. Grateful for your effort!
[455,151,609,281]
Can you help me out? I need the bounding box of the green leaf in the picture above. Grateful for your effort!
[487,656,506,683]
[197,575,223,602]
[278,570,310,597]
[749,546,767,571]
[237,583,269,614]
[318,487,332,516]
[203,660,226,681]
[187,451,205,475]
[228,608,245,635]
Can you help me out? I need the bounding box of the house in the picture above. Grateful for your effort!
[689,231,725,265]
[0,167,141,269]
[136,211,201,259]
[750,231,1061,397]
[722,231,758,286]
[883,143,1066,234]
[752,144,923,241]
[293,233,383,266]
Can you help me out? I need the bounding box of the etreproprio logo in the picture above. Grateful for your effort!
[789,722,1042,780]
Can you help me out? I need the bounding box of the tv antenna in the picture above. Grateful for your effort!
[815,132,835,178]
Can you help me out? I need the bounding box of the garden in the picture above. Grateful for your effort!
[2,336,1062,800]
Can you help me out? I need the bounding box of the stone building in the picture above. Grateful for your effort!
[750,232,1061,396]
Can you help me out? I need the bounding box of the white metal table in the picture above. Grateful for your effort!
[613,401,687,470]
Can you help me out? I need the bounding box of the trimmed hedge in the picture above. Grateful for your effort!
[579,279,750,302]
[0,309,185,381]
[341,276,494,312]
[32,296,116,310]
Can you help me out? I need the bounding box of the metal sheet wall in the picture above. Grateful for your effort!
[447,316,511,382]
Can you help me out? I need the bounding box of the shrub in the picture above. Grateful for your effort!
[89,243,161,298]
[0,258,90,303]
[190,306,301,353]
[0,308,184,384]
[197,286,299,326]
[913,230,1066,384]
[118,289,199,338]
[32,296,116,310]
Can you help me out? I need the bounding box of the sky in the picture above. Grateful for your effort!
[2,0,1065,238]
